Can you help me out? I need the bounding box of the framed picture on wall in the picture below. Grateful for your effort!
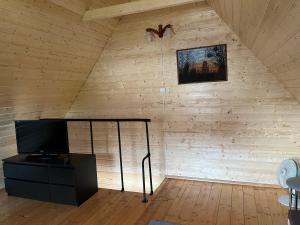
[177,44,227,84]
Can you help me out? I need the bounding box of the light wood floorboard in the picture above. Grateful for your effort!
[0,178,288,225]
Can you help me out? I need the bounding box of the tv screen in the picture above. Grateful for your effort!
[15,120,69,154]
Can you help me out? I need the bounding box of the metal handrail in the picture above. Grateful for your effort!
[42,118,153,202]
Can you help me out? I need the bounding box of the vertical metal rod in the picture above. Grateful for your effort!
[296,191,298,211]
[89,121,94,155]
[142,155,148,203]
[289,188,292,210]
[117,121,125,192]
[145,122,153,195]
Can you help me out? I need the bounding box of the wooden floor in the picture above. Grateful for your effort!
[0,179,288,225]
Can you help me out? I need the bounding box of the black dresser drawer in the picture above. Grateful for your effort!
[5,179,50,201]
[49,167,74,185]
[50,185,77,205]
[3,163,48,183]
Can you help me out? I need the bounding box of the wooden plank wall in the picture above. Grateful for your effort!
[207,0,300,102]
[67,3,300,191]
[0,0,119,188]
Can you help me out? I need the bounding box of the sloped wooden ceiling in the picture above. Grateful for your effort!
[0,0,121,187]
[207,0,300,101]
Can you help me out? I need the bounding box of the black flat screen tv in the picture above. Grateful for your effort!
[15,120,69,155]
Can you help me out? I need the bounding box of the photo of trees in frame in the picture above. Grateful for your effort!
[177,44,227,84]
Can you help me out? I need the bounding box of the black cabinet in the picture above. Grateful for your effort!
[3,154,98,206]
[289,210,300,225]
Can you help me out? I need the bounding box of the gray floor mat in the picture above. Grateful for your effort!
[148,220,180,225]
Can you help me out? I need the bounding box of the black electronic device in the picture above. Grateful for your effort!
[15,120,69,155]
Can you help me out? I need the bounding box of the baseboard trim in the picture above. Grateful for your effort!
[166,175,281,189]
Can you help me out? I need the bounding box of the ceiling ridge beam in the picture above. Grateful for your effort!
[83,0,204,21]
[48,0,88,15]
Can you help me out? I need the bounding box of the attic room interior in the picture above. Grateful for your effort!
[0,0,300,224]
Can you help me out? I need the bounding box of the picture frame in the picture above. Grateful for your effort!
[176,44,228,84]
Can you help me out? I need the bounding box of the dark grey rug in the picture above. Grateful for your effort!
[149,220,180,225]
